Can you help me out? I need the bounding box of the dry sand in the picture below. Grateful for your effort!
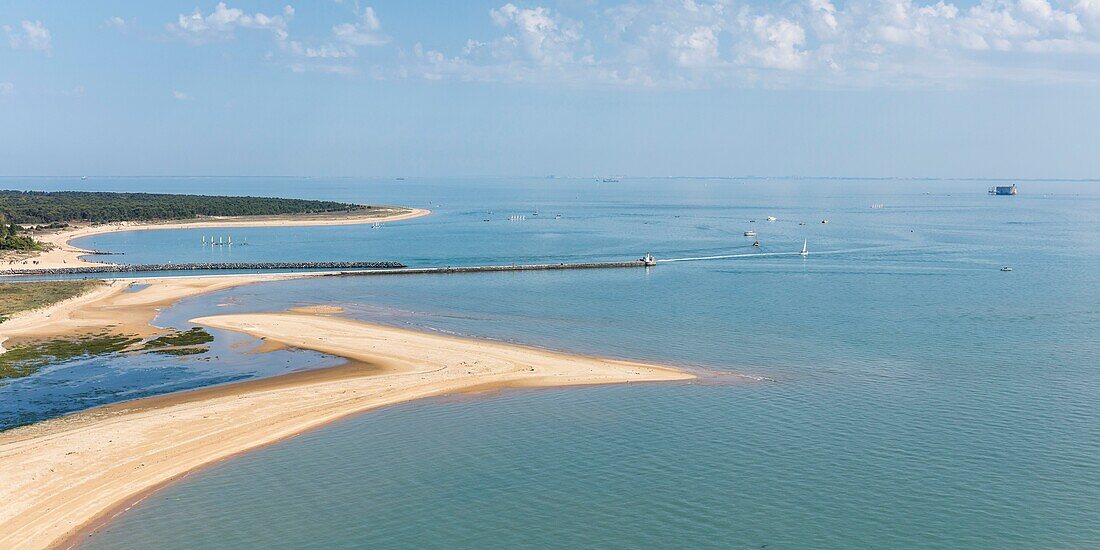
[3,207,430,272]
[0,288,692,549]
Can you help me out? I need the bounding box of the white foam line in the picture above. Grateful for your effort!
[658,252,800,262]
[657,247,877,263]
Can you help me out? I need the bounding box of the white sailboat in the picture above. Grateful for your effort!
[799,239,808,256]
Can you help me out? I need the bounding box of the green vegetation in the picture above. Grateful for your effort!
[0,212,42,251]
[0,190,371,225]
[0,326,215,380]
[140,327,214,357]
[141,327,214,349]
[147,346,209,356]
[0,333,141,379]
[0,280,103,323]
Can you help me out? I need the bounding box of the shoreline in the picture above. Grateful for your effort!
[0,282,694,549]
[3,207,431,273]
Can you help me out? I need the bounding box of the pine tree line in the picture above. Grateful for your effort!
[0,190,368,225]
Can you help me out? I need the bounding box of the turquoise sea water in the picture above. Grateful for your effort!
[3,177,1099,547]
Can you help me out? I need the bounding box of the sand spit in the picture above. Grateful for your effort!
[0,310,691,549]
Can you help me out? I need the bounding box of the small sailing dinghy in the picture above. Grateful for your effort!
[799,239,808,256]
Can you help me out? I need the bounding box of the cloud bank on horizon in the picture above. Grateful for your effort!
[407,0,1100,87]
[6,0,1098,89]
[3,1,1100,178]
[168,0,1100,86]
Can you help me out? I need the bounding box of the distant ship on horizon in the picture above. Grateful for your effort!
[989,183,1018,195]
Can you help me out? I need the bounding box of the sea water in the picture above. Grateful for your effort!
[2,177,1098,547]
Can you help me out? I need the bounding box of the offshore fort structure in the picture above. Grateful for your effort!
[2,254,659,277]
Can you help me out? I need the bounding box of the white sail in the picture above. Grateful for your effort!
[800,239,808,256]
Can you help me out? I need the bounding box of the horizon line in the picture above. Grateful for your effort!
[2,175,1100,183]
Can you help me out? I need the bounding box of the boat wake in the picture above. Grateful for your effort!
[658,252,803,263]
[657,246,885,263]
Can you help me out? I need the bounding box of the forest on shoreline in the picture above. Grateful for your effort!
[0,190,367,225]
[0,190,371,250]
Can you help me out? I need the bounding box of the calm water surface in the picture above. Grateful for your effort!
[3,177,1099,548]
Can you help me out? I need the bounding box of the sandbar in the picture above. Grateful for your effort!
[0,304,692,549]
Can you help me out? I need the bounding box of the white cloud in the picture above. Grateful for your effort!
[106,16,129,30]
[289,62,357,75]
[278,6,383,74]
[673,26,720,67]
[808,0,840,35]
[1078,0,1100,31]
[333,7,389,46]
[738,14,808,70]
[141,1,1100,87]
[284,40,358,59]
[1017,0,1082,33]
[168,2,293,44]
[487,3,583,64]
[7,20,51,52]
[173,90,190,100]
[408,0,1100,88]
[307,43,357,58]
[409,3,598,84]
[0,82,14,95]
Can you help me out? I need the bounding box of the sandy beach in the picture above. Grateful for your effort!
[4,207,430,272]
[0,281,692,549]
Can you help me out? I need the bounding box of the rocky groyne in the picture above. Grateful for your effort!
[2,261,405,276]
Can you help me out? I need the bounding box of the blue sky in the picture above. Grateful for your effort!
[1,0,1099,178]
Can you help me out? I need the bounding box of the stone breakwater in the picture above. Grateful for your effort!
[1,261,406,276]
[326,260,653,277]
